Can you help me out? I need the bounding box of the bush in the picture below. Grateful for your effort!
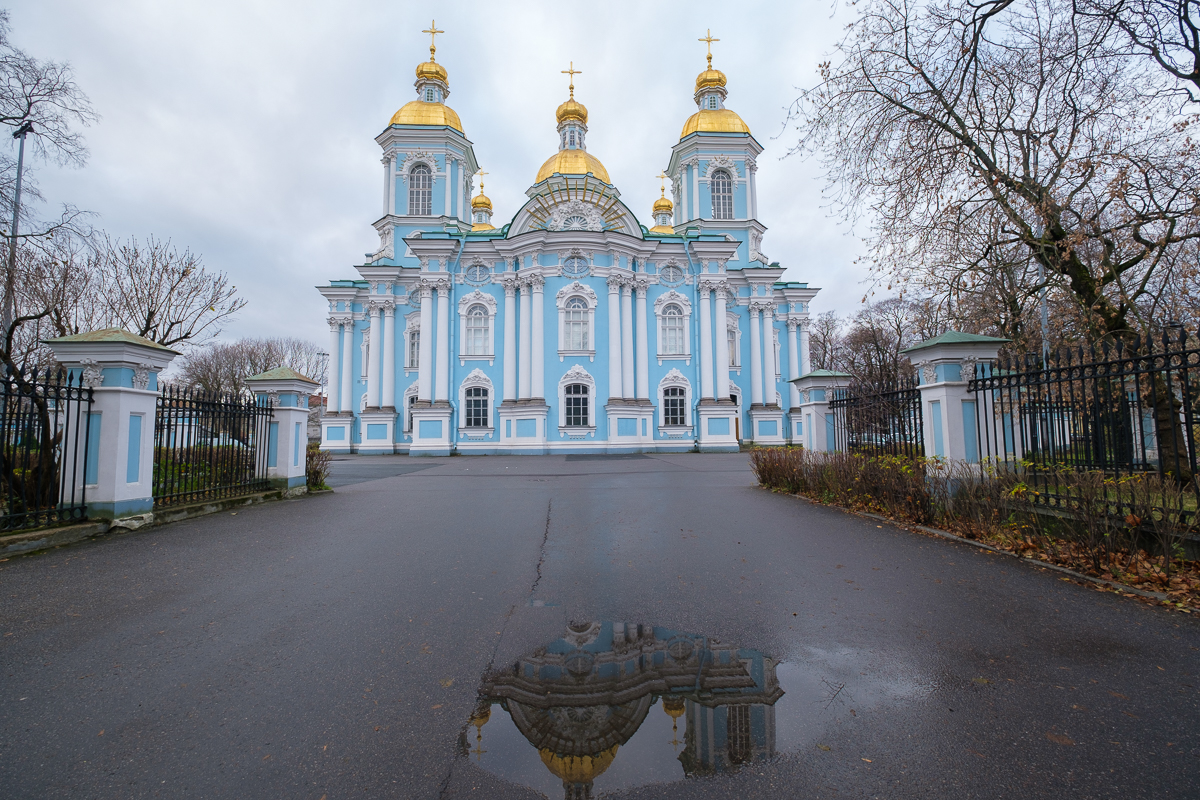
[306,443,332,490]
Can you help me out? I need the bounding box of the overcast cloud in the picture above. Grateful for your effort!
[7,0,869,348]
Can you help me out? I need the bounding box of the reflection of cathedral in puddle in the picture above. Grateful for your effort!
[468,621,782,799]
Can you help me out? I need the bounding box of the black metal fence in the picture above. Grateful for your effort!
[968,328,1199,513]
[153,385,273,508]
[0,367,93,531]
[829,375,925,460]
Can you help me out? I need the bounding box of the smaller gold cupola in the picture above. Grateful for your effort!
[389,20,464,133]
[649,171,675,234]
[534,62,612,184]
[680,30,751,138]
[471,169,495,231]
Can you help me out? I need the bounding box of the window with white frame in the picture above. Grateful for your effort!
[565,384,589,426]
[727,313,741,367]
[465,386,488,427]
[404,314,421,370]
[654,290,692,360]
[556,283,597,357]
[409,164,432,216]
[425,87,436,102]
[711,169,734,220]
[659,264,684,286]
[465,305,488,355]
[360,336,369,379]
[562,256,589,277]
[662,305,685,355]
[663,387,686,425]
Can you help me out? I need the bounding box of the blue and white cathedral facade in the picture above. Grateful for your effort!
[318,36,819,455]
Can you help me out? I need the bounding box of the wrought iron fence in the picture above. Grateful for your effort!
[968,327,1199,514]
[153,384,273,508]
[0,367,93,531]
[829,375,925,459]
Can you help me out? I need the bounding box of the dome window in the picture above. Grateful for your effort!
[711,169,734,220]
[706,95,718,109]
[409,164,432,216]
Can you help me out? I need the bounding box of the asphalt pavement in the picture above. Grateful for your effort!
[1,453,1197,799]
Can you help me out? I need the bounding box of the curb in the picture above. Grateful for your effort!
[0,487,323,558]
[783,491,1172,603]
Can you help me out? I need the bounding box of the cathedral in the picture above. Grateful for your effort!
[318,27,819,455]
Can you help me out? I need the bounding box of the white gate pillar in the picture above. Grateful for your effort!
[790,370,851,453]
[247,368,320,493]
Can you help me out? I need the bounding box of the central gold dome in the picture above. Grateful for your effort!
[680,108,750,138]
[539,746,618,785]
[390,100,463,133]
[535,149,611,184]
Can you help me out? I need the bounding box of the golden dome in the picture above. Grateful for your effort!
[653,195,673,214]
[539,746,618,784]
[471,192,492,212]
[556,97,588,125]
[471,222,496,232]
[680,108,750,138]
[389,100,463,133]
[535,149,611,184]
[415,60,448,84]
[469,706,491,728]
[694,68,727,93]
[662,697,686,718]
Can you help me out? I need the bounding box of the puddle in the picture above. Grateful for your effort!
[462,622,930,797]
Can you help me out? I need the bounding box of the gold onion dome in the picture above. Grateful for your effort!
[535,150,610,185]
[653,195,673,214]
[538,746,619,784]
[694,67,727,93]
[680,108,750,138]
[556,96,588,125]
[471,192,492,212]
[390,101,463,133]
[662,697,686,718]
[415,59,448,84]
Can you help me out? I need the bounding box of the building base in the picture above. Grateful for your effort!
[319,413,355,453]
[409,403,452,456]
[696,401,740,452]
[359,409,398,454]
[497,401,549,454]
[748,406,786,445]
[603,400,655,453]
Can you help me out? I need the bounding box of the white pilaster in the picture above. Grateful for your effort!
[800,322,811,376]
[382,156,391,217]
[435,283,450,403]
[367,302,382,408]
[692,162,700,221]
[418,285,434,403]
[340,315,353,412]
[382,303,396,409]
[388,154,397,217]
[763,304,776,406]
[621,284,635,399]
[698,284,714,400]
[443,157,453,217]
[634,279,649,399]
[327,318,341,414]
[503,278,517,401]
[519,280,532,399]
[787,319,801,408]
[748,160,758,220]
[530,275,545,399]
[714,286,730,401]
[607,277,623,400]
[749,307,763,406]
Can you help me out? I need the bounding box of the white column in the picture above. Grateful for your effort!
[607,277,623,400]
[800,321,811,376]
[749,164,757,220]
[714,287,730,402]
[530,276,545,399]
[787,320,801,408]
[367,303,382,408]
[749,307,763,406]
[382,304,396,409]
[518,281,532,399]
[381,157,391,217]
[435,284,450,403]
[763,304,776,406]
[503,280,517,401]
[692,162,701,221]
[621,284,635,399]
[699,285,714,400]
[327,318,341,414]
[388,154,397,217]
[418,286,434,403]
[341,316,354,412]
[443,158,453,217]
[457,168,466,221]
[635,280,649,400]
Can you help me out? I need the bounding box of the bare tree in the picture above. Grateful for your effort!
[790,0,1200,342]
[808,310,846,371]
[1077,0,1200,98]
[174,337,326,397]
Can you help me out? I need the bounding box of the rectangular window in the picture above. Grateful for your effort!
[663,387,686,426]
[564,384,589,426]
[465,386,489,427]
[408,330,420,368]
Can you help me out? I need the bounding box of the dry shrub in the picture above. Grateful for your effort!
[306,443,332,490]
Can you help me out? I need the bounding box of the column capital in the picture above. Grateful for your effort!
[786,317,799,332]
[500,274,519,296]
[524,274,546,291]
[633,278,650,297]
[748,298,774,313]
[697,276,726,294]
[327,316,348,329]
[606,275,625,292]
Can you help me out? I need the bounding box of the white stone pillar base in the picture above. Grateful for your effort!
[697,402,740,453]
[359,410,399,455]
[320,414,355,453]
[497,402,549,454]
[798,401,836,452]
[409,404,453,456]
[748,407,787,446]
[604,403,655,454]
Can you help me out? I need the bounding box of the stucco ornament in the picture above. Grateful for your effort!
[400,150,439,178]
[369,226,394,263]
[133,362,153,391]
[461,367,491,389]
[960,356,979,381]
[80,359,102,388]
[915,360,937,385]
[556,281,598,307]
[660,367,689,389]
[547,199,604,232]
[561,363,593,383]
[703,154,739,179]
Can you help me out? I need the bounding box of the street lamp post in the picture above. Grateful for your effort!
[3,120,34,336]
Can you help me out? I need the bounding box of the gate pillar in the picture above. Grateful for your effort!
[44,329,178,520]
[246,368,320,492]
[789,370,851,452]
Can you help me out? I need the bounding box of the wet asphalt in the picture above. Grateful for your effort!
[1,453,1198,799]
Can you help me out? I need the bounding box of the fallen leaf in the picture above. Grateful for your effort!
[98,730,104,736]
[1046,732,1075,746]
[972,677,990,685]
[1108,691,1128,700]
[439,678,454,688]
[817,744,831,751]
[374,726,380,731]
[862,757,873,762]
[431,704,443,709]
[262,755,271,760]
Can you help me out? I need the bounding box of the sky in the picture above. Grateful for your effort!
[8,0,871,349]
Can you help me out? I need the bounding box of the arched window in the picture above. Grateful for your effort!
[424,87,436,102]
[465,305,488,355]
[662,304,685,355]
[408,329,420,369]
[409,164,432,216]
[407,394,417,432]
[711,169,733,220]
[564,384,589,427]
[564,297,589,350]
[706,96,719,110]
[663,386,686,426]
[465,386,488,427]
[727,325,739,366]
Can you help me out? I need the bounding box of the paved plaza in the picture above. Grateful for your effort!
[1,454,1197,798]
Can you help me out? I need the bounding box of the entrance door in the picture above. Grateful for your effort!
[731,393,741,441]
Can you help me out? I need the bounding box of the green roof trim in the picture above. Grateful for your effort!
[901,331,1010,354]
[246,367,319,384]
[796,369,852,379]
[43,328,177,353]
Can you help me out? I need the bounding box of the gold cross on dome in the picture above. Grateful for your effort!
[656,170,669,197]
[699,29,720,67]
[422,20,444,59]
[475,168,488,191]
[562,61,582,98]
